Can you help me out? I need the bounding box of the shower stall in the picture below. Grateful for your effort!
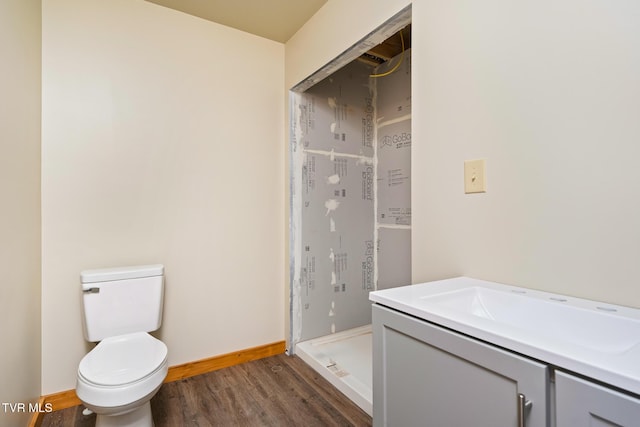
[289,8,412,416]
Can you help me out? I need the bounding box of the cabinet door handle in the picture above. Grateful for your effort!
[517,393,532,427]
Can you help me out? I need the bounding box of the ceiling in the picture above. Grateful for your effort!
[144,0,410,71]
[145,0,328,43]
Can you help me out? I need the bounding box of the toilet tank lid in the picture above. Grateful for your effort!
[81,264,164,284]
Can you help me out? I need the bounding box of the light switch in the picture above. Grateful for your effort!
[464,159,486,193]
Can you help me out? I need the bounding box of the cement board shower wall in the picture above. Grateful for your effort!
[377,49,411,227]
[299,61,374,156]
[291,50,411,344]
[292,61,375,342]
[376,49,412,290]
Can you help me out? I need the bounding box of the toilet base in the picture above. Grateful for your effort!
[95,401,153,427]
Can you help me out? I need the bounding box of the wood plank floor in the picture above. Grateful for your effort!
[40,354,372,427]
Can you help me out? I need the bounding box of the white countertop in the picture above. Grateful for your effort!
[370,277,640,396]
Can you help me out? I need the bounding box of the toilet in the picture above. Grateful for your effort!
[76,264,168,427]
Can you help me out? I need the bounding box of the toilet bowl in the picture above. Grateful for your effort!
[77,265,168,427]
[77,332,168,426]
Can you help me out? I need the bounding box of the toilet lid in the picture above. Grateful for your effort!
[79,332,167,386]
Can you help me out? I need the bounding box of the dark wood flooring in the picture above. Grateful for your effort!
[41,354,371,427]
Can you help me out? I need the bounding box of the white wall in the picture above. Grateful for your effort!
[0,0,42,424]
[288,0,640,309]
[412,0,640,307]
[36,0,640,397]
[42,0,285,394]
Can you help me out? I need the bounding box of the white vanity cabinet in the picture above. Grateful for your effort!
[372,305,549,427]
[555,371,640,426]
[370,277,640,427]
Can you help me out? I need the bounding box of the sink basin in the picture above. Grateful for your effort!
[369,277,640,395]
[420,286,640,354]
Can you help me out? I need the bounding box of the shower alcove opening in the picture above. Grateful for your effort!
[289,6,412,416]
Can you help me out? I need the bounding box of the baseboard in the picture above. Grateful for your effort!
[29,339,286,423]
[164,340,286,382]
[26,397,47,427]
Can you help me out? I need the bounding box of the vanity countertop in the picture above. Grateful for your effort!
[370,277,640,395]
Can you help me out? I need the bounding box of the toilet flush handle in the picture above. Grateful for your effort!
[83,287,100,294]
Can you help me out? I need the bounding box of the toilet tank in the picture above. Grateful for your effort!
[81,264,164,342]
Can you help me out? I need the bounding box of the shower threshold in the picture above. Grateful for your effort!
[295,325,372,416]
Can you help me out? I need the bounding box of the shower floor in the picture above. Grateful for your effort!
[295,325,372,416]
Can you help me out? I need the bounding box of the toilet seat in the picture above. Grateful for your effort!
[79,332,167,386]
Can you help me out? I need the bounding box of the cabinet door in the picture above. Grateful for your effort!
[555,371,640,427]
[373,305,548,427]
